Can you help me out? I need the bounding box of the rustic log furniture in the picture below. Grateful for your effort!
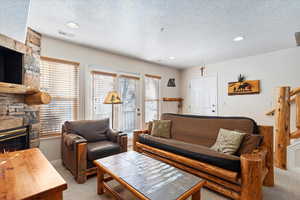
[133,113,274,200]
[265,86,300,170]
[0,148,67,200]
[61,119,128,183]
[94,151,205,200]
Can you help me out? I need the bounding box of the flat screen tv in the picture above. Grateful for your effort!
[0,46,23,84]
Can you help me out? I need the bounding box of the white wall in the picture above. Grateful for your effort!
[40,36,181,161]
[0,0,30,42]
[181,47,300,127]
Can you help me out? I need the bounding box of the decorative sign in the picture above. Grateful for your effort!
[228,80,260,95]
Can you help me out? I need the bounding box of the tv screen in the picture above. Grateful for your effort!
[0,46,23,84]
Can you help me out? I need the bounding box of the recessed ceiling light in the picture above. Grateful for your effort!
[66,21,79,29]
[169,56,175,60]
[233,36,244,42]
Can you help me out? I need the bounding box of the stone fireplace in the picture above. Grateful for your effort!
[0,28,42,150]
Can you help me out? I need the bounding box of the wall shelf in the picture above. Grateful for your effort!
[162,97,183,102]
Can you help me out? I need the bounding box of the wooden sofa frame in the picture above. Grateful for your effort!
[133,126,274,200]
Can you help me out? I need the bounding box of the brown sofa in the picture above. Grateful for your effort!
[61,118,127,183]
[133,113,274,200]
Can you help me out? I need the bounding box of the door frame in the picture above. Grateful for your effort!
[85,65,142,130]
[188,75,219,116]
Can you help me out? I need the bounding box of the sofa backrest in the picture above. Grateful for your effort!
[161,113,258,147]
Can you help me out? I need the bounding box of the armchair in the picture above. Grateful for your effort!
[61,118,127,183]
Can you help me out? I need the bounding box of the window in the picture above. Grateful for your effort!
[40,57,80,137]
[144,74,161,122]
[91,71,116,121]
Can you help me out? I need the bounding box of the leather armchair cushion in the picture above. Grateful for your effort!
[87,141,121,161]
[65,119,109,142]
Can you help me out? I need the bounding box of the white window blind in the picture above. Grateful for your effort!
[40,57,80,137]
[91,71,116,121]
[145,74,161,122]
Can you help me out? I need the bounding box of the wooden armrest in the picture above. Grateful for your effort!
[133,130,149,151]
[240,153,263,200]
[118,134,128,152]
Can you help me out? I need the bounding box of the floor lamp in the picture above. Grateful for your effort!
[103,91,122,129]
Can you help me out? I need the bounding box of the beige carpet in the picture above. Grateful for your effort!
[52,160,300,200]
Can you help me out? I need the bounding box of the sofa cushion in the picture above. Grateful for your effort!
[235,134,263,156]
[151,120,172,138]
[65,119,109,142]
[87,141,121,161]
[138,134,241,172]
[211,129,246,155]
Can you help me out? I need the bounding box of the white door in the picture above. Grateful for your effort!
[189,76,218,116]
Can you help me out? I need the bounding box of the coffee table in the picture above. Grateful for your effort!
[94,151,205,200]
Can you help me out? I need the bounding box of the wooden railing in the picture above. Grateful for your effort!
[266,86,300,169]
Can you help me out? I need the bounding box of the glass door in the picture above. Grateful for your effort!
[118,75,141,134]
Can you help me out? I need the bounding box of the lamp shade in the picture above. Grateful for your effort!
[103,91,122,104]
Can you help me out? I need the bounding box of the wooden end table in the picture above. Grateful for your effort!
[0,148,67,200]
[94,151,205,200]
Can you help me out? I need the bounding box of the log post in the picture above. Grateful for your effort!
[240,154,263,200]
[259,126,274,186]
[25,92,51,105]
[296,95,300,130]
[274,87,290,170]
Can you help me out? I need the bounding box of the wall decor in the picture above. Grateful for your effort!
[167,78,176,87]
[228,80,260,95]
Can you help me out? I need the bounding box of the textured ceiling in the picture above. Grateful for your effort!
[0,0,30,43]
[28,0,300,68]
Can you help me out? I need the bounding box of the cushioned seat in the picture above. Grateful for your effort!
[87,141,121,161]
[138,134,241,172]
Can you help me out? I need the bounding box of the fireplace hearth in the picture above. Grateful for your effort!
[0,126,29,152]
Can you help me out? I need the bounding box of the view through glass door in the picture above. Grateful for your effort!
[91,71,141,133]
[118,75,141,134]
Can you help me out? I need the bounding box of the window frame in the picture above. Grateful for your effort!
[144,74,161,123]
[39,56,80,138]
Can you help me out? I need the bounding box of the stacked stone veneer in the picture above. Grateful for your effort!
[0,28,42,148]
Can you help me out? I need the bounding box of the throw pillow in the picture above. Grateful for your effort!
[211,128,246,155]
[151,120,172,138]
[235,132,263,156]
[147,121,153,134]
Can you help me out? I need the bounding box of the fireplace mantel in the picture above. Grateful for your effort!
[0,33,32,55]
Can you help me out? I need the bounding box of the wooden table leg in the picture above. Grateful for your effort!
[191,190,201,200]
[97,167,104,195]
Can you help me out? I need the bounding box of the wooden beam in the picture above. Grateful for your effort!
[136,142,239,182]
[143,151,241,192]
[274,87,290,170]
[290,87,300,96]
[265,96,295,116]
[290,130,300,139]
[25,92,51,105]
